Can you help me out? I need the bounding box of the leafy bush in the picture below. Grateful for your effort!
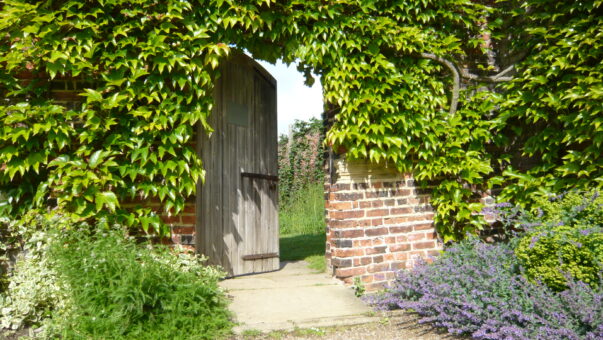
[491,191,603,291]
[48,228,232,340]
[516,226,603,291]
[0,229,70,334]
[0,214,232,339]
[368,237,603,339]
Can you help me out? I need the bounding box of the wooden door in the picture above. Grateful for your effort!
[196,53,279,276]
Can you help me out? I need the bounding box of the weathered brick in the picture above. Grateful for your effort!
[390,207,412,215]
[334,248,365,257]
[368,218,382,227]
[335,266,366,278]
[389,225,413,234]
[354,239,372,247]
[367,208,389,217]
[366,246,386,255]
[396,198,408,205]
[394,252,408,261]
[332,183,350,191]
[334,192,363,201]
[371,200,384,208]
[359,201,372,208]
[330,202,353,210]
[333,229,364,239]
[365,227,388,237]
[414,223,434,231]
[329,220,357,229]
[396,235,409,243]
[385,236,397,244]
[383,199,396,207]
[372,255,384,263]
[383,217,407,225]
[389,244,410,252]
[408,233,426,241]
[334,239,353,248]
[395,189,411,196]
[365,191,389,199]
[329,210,364,219]
[367,263,389,273]
[413,241,436,250]
[372,238,384,246]
[331,258,353,268]
[383,253,394,261]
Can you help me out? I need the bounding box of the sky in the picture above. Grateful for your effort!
[256,60,324,136]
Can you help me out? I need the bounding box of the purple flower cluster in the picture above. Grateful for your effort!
[367,238,603,340]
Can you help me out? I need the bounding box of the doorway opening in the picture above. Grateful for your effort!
[259,59,327,274]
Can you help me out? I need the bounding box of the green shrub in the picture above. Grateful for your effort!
[47,228,232,340]
[515,226,603,291]
[0,214,232,339]
[508,191,603,291]
[0,213,72,335]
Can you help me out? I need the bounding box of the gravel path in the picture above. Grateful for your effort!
[232,312,465,340]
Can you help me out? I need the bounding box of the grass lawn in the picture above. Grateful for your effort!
[278,183,327,272]
[279,233,326,272]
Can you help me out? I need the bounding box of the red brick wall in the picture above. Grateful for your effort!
[325,159,443,290]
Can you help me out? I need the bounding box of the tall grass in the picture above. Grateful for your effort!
[279,183,325,236]
[279,183,326,272]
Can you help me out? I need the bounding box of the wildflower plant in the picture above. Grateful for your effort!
[368,237,603,339]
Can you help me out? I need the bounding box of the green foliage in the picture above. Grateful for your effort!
[516,226,603,292]
[278,118,324,205]
[493,0,603,204]
[0,214,232,339]
[48,228,232,340]
[510,191,603,291]
[0,0,600,241]
[0,223,70,334]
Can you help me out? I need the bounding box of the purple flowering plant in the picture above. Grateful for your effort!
[368,237,603,339]
[369,191,602,339]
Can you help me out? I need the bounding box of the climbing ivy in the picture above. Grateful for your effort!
[0,0,600,240]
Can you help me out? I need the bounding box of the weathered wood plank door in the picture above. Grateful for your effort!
[196,53,279,276]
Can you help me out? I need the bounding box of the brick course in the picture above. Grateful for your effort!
[325,159,443,291]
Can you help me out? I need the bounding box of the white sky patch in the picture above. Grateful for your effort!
[256,60,324,136]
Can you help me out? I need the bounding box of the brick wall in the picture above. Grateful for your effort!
[325,159,443,290]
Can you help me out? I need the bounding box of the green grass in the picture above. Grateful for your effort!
[279,183,326,272]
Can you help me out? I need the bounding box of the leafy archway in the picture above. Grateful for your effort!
[1,0,601,241]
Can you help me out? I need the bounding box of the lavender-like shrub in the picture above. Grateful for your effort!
[368,237,603,339]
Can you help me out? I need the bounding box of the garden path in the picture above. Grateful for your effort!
[220,261,377,333]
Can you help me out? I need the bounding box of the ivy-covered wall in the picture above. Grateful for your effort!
[0,0,600,243]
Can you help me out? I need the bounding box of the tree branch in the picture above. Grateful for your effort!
[413,53,517,115]
[419,53,460,115]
